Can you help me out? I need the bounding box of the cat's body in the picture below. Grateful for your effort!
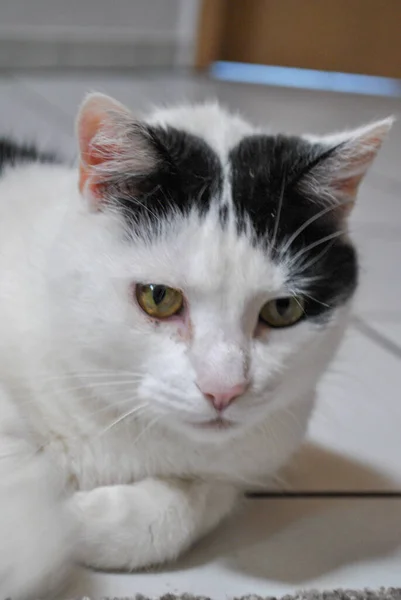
[0,97,391,598]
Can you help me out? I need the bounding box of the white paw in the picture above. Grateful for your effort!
[72,486,144,571]
[72,483,185,571]
[71,480,237,574]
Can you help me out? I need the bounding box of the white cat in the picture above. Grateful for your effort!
[0,93,391,598]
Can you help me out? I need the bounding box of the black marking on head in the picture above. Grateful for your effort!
[229,134,358,318]
[107,126,223,230]
[0,138,59,175]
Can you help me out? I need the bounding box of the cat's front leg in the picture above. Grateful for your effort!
[73,478,238,570]
[0,433,75,599]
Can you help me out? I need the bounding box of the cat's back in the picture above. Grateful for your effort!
[0,139,76,350]
[0,138,76,251]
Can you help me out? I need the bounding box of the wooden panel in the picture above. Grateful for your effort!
[200,0,401,78]
[194,0,229,69]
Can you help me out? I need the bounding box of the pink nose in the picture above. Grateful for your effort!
[199,382,248,412]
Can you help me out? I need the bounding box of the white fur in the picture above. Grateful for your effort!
[0,99,386,597]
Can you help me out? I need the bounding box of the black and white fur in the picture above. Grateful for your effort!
[0,93,391,598]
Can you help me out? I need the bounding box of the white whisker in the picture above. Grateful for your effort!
[10,370,143,385]
[100,403,149,436]
[270,173,286,251]
[290,230,344,267]
[295,237,338,275]
[33,379,142,397]
[301,292,331,309]
[292,295,304,312]
[280,198,351,255]
[132,414,163,446]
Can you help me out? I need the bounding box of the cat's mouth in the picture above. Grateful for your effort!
[193,417,235,430]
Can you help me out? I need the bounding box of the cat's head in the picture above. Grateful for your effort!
[61,93,391,439]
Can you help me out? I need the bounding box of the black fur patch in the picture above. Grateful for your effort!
[110,126,223,229]
[229,134,358,318]
[0,138,58,175]
[108,127,357,320]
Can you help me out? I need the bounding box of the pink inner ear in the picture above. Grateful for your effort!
[315,118,393,215]
[78,111,107,167]
[330,174,361,217]
[333,173,362,197]
[332,142,380,203]
[78,113,116,196]
[77,94,130,195]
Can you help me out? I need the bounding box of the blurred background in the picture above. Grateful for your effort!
[1,0,400,154]
[0,0,199,70]
[1,0,400,77]
[2,1,401,596]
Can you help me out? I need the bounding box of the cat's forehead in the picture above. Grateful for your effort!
[129,112,322,250]
[129,211,286,296]
[146,102,255,155]
[118,110,357,315]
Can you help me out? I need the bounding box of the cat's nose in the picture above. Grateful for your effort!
[199,382,248,412]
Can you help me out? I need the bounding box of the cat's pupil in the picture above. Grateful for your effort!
[152,285,166,305]
[276,298,291,316]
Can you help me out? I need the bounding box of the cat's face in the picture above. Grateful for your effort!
[61,94,391,439]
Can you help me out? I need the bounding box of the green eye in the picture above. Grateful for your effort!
[260,296,305,328]
[136,284,183,319]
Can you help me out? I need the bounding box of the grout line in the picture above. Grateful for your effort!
[247,491,401,498]
[351,315,401,360]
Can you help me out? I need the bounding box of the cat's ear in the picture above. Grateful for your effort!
[299,118,394,218]
[76,92,158,207]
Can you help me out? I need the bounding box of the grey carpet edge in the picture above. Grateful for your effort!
[74,589,401,600]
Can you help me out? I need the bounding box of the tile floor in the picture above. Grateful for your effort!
[1,69,400,598]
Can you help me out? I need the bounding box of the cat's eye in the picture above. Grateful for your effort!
[259,296,305,328]
[136,284,183,319]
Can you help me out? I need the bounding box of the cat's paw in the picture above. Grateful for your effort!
[72,480,238,573]
[72,486,146,571]
[72,483,188,571]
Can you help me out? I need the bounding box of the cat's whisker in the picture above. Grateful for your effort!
[10,371,142,388]
[270,171,286,252]
[269,471,293,492]
[10,380,143,406]
[14,369,143,383]
[291,294,304,312]
[85,393,148,417]
[281,407,304,429]
[300,292,331,309]
[219,463,273,491]
[280,198,352,256]
[33,379,143,397]
[131,414,164,446]
[294,237,338,275]
[292,230,346,264]
[100,403,150,436]
[114,187,163,224]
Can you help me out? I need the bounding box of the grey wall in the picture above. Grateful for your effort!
[0,0,199,68]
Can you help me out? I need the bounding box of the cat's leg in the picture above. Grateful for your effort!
[0,391,75,599]
[73,478,238,570]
